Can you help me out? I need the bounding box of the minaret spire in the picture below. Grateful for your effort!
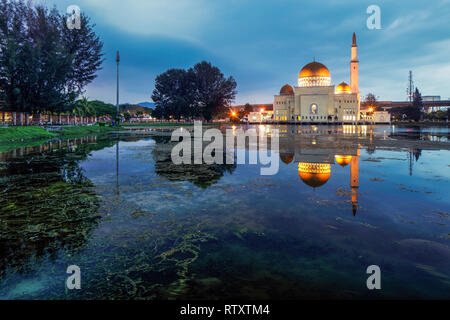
[350,149,360,216]
[350,32,359,94]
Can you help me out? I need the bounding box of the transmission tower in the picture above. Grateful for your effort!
[406,71,414,103]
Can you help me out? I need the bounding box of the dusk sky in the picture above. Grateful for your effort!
[51,0,450,105]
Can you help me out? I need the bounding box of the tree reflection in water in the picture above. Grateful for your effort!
[0,137,115,279]
[151,136,237,188]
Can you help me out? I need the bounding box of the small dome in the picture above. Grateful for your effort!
[280,84,294,95]
[280,153,294,164]
[298,162,331,188]
[299,62,330,79]
[335,155,352,167]
[336,82,351,94]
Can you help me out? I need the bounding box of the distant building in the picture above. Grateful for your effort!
[360,109,391,123]
[248,110,274,122]
[273,33,360,123]
[378,99,450,113]
[423,96,441,101]
[373,111,391,123]
[230,104,273,113]
[422,96,442,113]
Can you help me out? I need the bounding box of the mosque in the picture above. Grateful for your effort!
[274,33,360,123]
[278,126,361,216]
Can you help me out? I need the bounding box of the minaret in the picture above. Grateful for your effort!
[350,33,359,94]
[350,148,360,216]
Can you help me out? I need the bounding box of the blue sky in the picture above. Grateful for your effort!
[49,0,450,104]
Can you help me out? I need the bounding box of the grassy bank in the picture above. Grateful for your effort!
[58,125,119,138]
[0,138,57,153]
[121,122,233,127]
[0,125,120,153]
[121,122,197,127]
[0,127,57,153]
[0,122,234,153]
[0,126,57,142]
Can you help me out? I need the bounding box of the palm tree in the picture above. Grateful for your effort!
[73,97,95,124]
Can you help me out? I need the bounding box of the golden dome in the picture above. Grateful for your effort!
[335,155,352,167]
[280,84,294,95]
[336,82,351,94]
[280,153,294,164]
[298,162,331,188]
[299,61,330,79]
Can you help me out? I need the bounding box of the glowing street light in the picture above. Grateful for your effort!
[368,107,375,125]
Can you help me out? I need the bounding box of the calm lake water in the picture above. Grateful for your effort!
[0,125,449,300]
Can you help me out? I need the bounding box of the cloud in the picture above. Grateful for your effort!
[75,0,215,42]
[48,0,450,104]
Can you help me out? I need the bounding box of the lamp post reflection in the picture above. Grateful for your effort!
[116,140,119,196]
[350,149,360,216]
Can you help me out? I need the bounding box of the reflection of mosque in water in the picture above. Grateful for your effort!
[279,126,360,216]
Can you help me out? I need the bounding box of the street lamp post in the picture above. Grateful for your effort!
[115,50,120,195]
[116,50,120,125]
[368,107,375,126]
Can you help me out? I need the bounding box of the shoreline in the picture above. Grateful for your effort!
[0,125,119,153]
[0,123,231,152]
[392,121,449,127]
[0,122,448,154]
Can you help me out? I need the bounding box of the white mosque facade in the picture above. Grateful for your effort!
[274,33,361,123]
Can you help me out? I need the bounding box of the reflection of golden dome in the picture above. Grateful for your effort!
[298,162,331,188]
[280,153,294,164]
[299,62,330,79]
[336,82,351,94]
[335,155,352,167]
[280,84,294,95]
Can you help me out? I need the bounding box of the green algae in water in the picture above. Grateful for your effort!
[0,164,101,280]
[1,127,450,300]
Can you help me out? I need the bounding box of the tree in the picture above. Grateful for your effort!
[407,88,423,121]
[61,12,104,98]
[151,69,195,120]
[189,61,237,121]
[32,6,74,115]
[89,100,115,116]
[362,93,380,111]
[152,105,164,119]
[0,0,33,114]
[0,1,103,116]
[244,103,253,115]
[151,61,237,121]
[123,112,131,122]
[75,97,94,116]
